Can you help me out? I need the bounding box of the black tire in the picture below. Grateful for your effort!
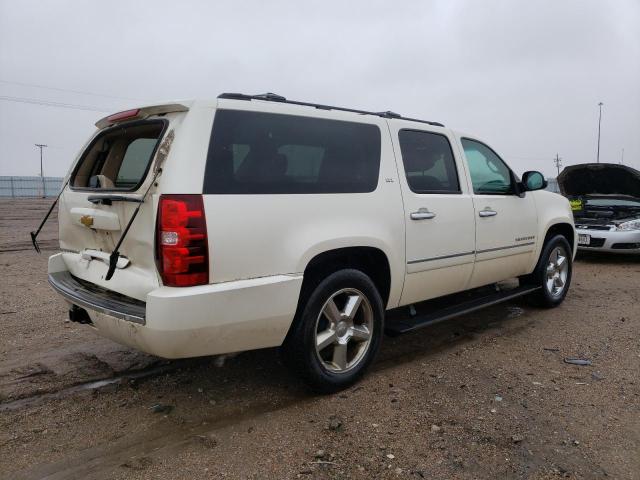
[281,269,384,394]
[524,234,573,307]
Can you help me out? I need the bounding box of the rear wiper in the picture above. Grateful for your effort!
[105,168,162,281]
[87,194,143,205]
[30,178,70,253]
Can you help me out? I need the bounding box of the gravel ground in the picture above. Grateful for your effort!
[0,198,639,479]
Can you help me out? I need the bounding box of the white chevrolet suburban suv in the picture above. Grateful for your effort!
[42,93,576,392]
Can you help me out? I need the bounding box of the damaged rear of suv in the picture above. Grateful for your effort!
[45,101,228,352]
[558,163,640,253]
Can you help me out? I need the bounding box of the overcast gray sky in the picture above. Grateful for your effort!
[1,0,638,178]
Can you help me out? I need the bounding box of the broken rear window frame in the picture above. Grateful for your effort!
[69,118,169,193]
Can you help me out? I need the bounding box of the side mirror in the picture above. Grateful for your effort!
[522,171,547,191]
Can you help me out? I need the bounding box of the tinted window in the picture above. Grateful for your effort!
[398,130,460,193]
[203,110,381,194]
[461,138,513,194]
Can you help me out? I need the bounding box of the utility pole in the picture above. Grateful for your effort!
[35,144,47,198]
[621,148,624,164]
[553,154,562,176]
[596,102,603,163]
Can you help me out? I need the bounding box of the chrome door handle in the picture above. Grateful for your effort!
[410,209,436,220]
[479,208,497,217]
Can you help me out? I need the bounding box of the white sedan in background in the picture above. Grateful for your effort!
[558,163,640,254]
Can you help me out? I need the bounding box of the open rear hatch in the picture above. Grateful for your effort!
[55,104,187,301]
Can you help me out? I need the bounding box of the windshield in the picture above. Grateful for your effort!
[585,198,640,208]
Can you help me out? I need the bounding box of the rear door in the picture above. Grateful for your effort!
[57,109,183,300]
[389,122,476,306]
[458,137,538,289]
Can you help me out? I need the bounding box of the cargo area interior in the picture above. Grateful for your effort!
[71,121,164,190]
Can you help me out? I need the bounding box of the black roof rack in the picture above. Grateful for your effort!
[217,93,445,127]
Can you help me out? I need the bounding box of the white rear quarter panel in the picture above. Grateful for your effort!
[201,100,406,308]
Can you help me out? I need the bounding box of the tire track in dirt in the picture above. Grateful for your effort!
[10,302,536,480]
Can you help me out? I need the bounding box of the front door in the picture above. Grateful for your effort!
[390,123,476,306]
[459,138,538,289]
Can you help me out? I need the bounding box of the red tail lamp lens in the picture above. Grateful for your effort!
[156,195,208,287]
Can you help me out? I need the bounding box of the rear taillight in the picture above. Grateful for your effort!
[156,195,209,287]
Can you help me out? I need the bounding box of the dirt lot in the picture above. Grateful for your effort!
[0,198,639,479]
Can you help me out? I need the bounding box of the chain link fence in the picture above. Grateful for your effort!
[0,176,64,198]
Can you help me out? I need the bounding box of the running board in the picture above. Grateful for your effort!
[384,284,540,335]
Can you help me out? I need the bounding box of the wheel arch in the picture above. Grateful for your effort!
[527,220,576,274]
[298,246,394,310]
[527,191,577,273]
[543,222,575,253]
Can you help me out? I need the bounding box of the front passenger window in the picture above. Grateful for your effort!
[461,139,513,195]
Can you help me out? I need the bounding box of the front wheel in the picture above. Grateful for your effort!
[524,234,573,307]
[281,269,384,393]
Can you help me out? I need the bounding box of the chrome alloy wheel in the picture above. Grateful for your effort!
[545,246,569,297]
[314,288,374,373]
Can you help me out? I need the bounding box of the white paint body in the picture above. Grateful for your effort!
[49,98,576,359]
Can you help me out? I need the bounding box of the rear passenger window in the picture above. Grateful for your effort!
[203,110,381,194]
[398,130,460,194]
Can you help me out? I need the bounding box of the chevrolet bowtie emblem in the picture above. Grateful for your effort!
[80,215,94,227]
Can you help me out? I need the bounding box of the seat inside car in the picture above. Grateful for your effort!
[403,146,445,191]
[236,143,288,184]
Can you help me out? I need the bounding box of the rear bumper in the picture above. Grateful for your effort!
[48,271,146,324]
[48,253,303,358]
[576,228,640,254]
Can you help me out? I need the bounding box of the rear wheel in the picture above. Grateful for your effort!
[282,269,384,393]
[524,235,572,307]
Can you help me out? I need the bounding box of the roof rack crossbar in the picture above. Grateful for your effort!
[217,93,444,127]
